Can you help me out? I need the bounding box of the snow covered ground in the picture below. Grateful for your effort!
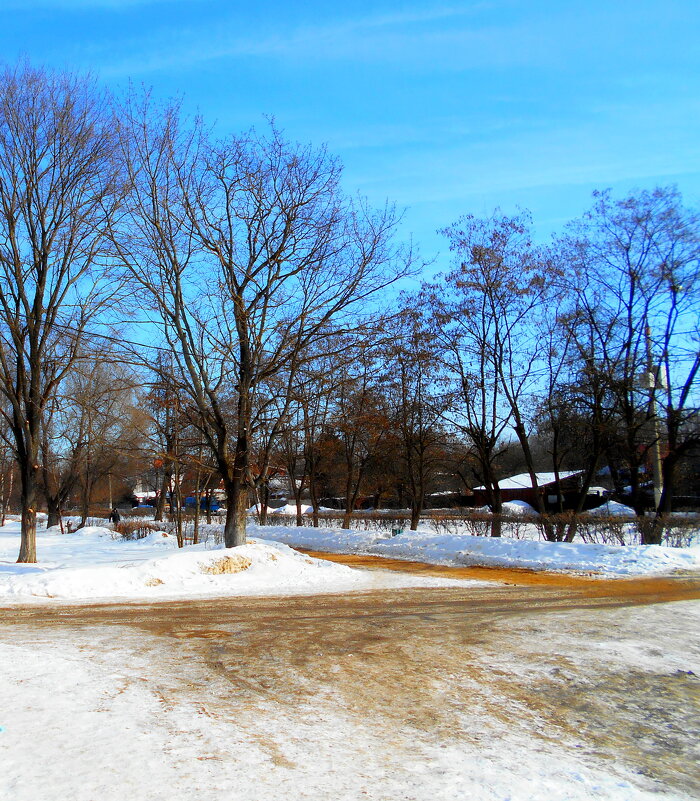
[251,521,700,577]
[2,589,698,801]
[0,519,476,604]
[1,517,699,801]
[1,514,699,604]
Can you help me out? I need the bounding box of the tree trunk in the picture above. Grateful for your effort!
[80,475,90,527]
[192,471,201,546]
[342,470,354,530]
[79,444,92,527]
[410,502,421,531]
[205,488,213,525]
[489,485,502,538]
[292,471,306,527]
[0,468,6,526]
[310,476,320,527]
[223,479,247,547]
[2,466,13,525]
[657,453,678,518]
[17,464,39,563]
[512,419,546,515]
[641,454,679,545]
[565,459,601,542]
[154,467,171,522]
[46,496,61,529]
[259,483,269,526]
[173,462,184,548]
[295,497,303,526]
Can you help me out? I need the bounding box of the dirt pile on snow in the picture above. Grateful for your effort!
[201,554,252,574]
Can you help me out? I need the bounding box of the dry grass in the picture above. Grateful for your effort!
[145,577,164,587]
[201,554,252,575]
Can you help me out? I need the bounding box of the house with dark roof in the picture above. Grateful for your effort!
[472,471,604,510]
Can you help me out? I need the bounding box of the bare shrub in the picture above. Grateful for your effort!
[662,521,699,548]
[457,514,493,538]
[64,516,111,532]
[506,515,540,540]
[245,507,699,549]
[195,523,226,546]
[114,520,163,541]
[577,515,638,546]
[367,516,408,534]
[431,514,462,536]
[263,513,298,528]
[125,507,157,519]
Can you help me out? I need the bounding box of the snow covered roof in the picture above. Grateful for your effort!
[474,471,583,491]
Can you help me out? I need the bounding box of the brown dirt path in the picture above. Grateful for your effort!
[2,553,698,628]
[2,557,699,798]
[301,548,700,600]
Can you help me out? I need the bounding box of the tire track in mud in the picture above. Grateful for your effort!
[2,562,699,797]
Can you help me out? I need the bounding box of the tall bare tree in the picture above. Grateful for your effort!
[563,187,700,527]
[333,348,391,529]
[384,306,448,530]
[116,96,411,547]
[435,211,553,514]
[0,64,120,561]
[39,397,84,529]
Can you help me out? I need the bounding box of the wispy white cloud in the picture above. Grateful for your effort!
[97,3,546,78]
[355,100,700,207]
[106,23,552,76]
[96,0,686,83]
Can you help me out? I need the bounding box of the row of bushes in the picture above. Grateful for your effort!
[81,509,699,548]
[250,510,700,547]
[111,518,226,545]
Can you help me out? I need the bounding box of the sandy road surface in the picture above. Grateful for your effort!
[2,560,700,800]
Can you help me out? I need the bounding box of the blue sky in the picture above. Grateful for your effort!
[2,0,699,267]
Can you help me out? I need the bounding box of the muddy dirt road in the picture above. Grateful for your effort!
[2,561,700,800]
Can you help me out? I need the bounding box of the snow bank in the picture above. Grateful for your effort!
[253,523,700,576]
[0,521,468,603]
[501,500,539,516]
[0,538,364,601]
[587,500,636,516]
[371,529,700,574]
[2,509,699,605]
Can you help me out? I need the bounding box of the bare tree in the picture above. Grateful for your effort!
[278,339,363,526]
[384,306,448,529]
[0,64,121,562]
[563,187,700,529]
[68,360,139,525]
[426,214,542,533]
[435,211,553,515]
[115,96,411,547]
[333,348,392,528]
[0,406,16,523]
[145,354,189,524]
[536,324,610,506]
[39,398,84,529]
